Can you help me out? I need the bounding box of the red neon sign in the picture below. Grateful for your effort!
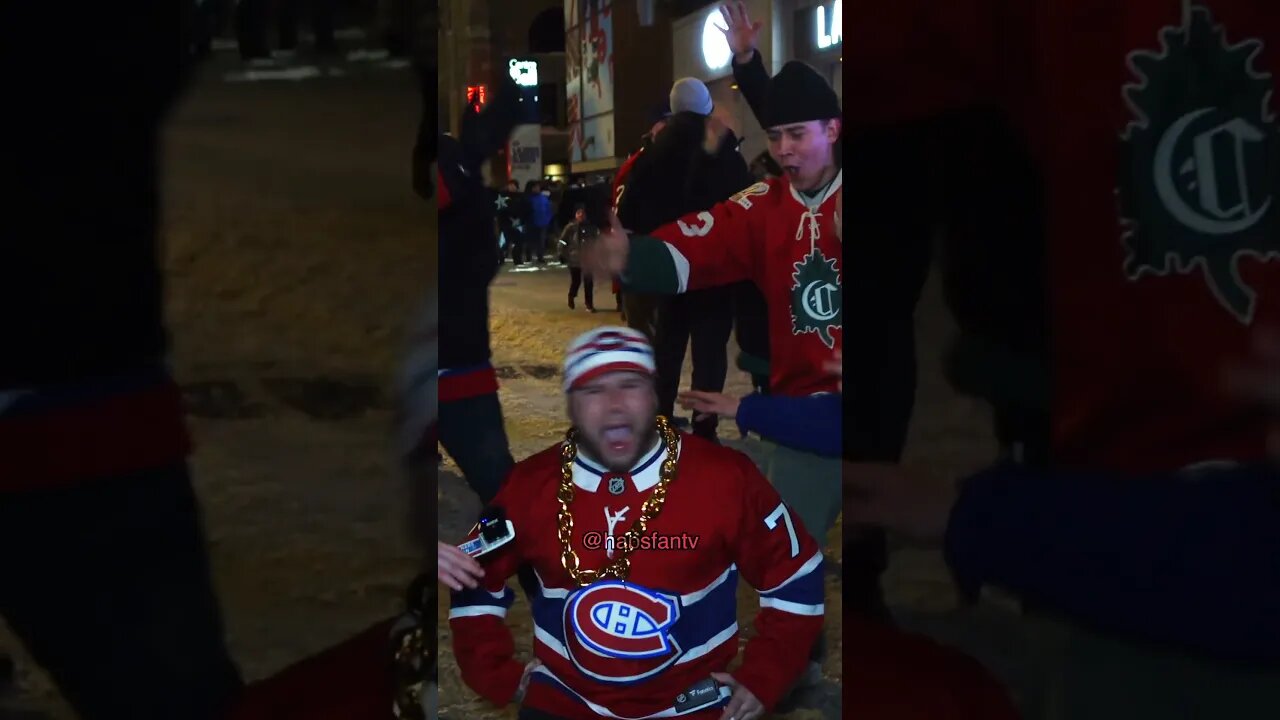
[466,85,488,113]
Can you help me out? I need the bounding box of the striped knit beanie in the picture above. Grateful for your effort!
[563,327,656,392]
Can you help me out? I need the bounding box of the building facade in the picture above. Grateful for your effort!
[791,0,841,103]
[563,0,675,175]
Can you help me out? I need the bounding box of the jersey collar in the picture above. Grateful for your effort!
[571,435,667,493]
[788,168,843,209]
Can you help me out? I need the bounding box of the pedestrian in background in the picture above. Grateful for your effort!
[527,180,554,265]
[559,205,597,312]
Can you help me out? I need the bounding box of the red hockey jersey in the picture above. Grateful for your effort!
[845,0,1279,472]
[613,147,643,212]
[625,174,842,397]
[449,433,825,718]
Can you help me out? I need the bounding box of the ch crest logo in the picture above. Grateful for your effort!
[1118,3,1279,324]
[790,248,842,348]
[563,581,682,684]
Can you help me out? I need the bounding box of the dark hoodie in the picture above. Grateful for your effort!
[1,2,195,491]
[616,111,755,233]
[437,76,521,396]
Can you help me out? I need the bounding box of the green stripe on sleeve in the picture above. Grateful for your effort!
[622,235,682,294]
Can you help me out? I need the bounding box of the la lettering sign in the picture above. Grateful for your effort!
[701,10,731,71]
[817,0,841,50]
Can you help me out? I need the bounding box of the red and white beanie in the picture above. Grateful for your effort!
[563,327,656,392]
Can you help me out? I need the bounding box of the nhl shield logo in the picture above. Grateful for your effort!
[563,581,682,684]
[1118,3,1279,323]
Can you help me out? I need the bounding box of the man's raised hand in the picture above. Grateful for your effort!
[719,1,763,65]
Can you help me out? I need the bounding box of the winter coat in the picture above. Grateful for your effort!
[616,111,755,234]
[557,221,596,267]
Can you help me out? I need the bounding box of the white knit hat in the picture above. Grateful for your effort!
[563,327,656,392]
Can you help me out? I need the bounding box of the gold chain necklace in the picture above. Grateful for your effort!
[558,415,679,587]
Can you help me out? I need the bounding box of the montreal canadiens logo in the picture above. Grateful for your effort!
[563,581,682,683]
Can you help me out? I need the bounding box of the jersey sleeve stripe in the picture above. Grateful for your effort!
[531,568,571,599]
[664,242,690,293]
[759,550,824,594]
[535,624,572,660]
[673,622,738,665]
[759,598,825,616]
[450,585,515,610]
[529,665,732,719]
[448,604,509,619]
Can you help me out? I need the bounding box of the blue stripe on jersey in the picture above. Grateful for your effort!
[449,584,515,618]
[759,553,825,607]
[519,570,569,642]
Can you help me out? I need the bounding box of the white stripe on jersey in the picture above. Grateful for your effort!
[534,568,570,599]
[760,598,825,616]
[759,549,824,595]
[535,624,571,659]
[448,605,507,619]
[674,622,738,665]
[530,665,732,719]
[663,242,691,294]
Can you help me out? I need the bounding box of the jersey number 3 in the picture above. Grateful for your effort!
[677,211,715,237]
[765,503,800,558]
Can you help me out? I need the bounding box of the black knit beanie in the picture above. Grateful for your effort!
[763,61,841,127]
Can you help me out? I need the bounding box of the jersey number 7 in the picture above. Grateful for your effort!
[764,503,800,558]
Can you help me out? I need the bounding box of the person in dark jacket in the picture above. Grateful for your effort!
[526,180,554,265]
[496,180,528,265]
[437,75,523,506]
[558,205,598,311]
[1,4,242,717]
[616,77,755,442]
[614,104,672,341]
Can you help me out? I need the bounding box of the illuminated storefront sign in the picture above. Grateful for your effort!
[817,0,841,50]
[701,9,731,71]
[509,58,539,88]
